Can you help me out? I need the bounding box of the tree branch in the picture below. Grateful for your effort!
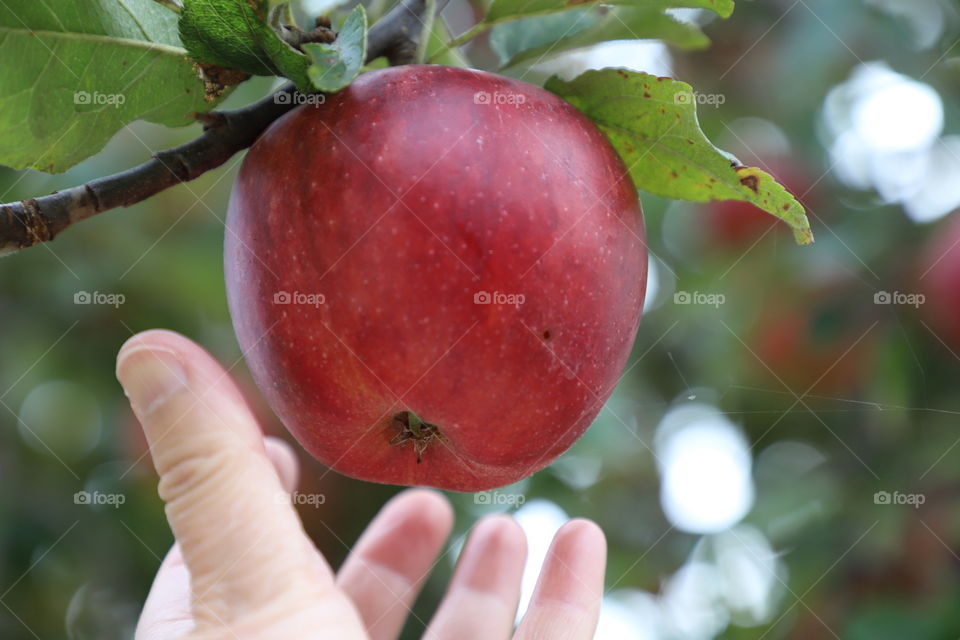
[0,0,440,256]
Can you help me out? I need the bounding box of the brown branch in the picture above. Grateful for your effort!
[0,0,441,256]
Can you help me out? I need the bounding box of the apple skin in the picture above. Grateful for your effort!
[225,65,647,492]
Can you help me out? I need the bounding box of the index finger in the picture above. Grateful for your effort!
[117,330,335,619]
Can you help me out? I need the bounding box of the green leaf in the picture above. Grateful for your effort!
[302,5,367,93]
[415,0,437,64]
[492,6,708,69]
[546,69,814,245]
[0,0,220,173]
[424,7,471,67]
[486,0,735,24]
[179,0,274,75]
[490,9,597,67]
[179,0,313,90]
[436,0,730,64]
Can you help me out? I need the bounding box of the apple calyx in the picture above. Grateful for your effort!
[390,411,446,464]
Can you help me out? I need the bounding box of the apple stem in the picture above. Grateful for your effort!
[407,411,423,437]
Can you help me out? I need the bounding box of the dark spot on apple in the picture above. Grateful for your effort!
[616,69,629,78]
[643,92,651,98]
[783,203,791,211]
[670,170,679,178]
[389,411,446,464]
[542,329,552,341]
[739,174,760,193]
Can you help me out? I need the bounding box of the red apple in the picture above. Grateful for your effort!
[225,65,647,491]
[918,213,960,349]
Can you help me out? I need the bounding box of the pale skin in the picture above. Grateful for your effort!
[118,330,608,640]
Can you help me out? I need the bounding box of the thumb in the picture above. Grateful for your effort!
[117,330,352,632]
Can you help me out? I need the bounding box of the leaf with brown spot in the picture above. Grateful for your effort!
[738,170,760,192]
[546,69,814,245]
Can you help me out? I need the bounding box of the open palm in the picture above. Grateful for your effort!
[119,330,607,640]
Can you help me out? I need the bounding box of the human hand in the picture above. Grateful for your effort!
[119,330,607,640]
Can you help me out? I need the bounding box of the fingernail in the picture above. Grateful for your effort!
[116,345,188,418]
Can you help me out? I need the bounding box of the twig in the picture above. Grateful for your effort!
[0,0,437,256]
